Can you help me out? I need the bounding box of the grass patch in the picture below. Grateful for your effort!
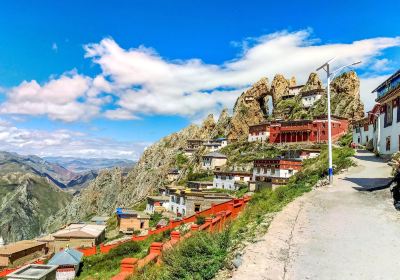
[129,231,230,280]
[77,234,165,280]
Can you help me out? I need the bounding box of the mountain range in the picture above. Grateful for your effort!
[0,151,135,243]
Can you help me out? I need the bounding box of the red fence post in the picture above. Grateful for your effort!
[191,224,199,231]
[205,217,213,232]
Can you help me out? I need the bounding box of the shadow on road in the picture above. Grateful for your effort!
[353,149,387,163]
[343,177,392,191]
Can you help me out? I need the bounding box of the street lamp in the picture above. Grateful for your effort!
[316,59,361,185]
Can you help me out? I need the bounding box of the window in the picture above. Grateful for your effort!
[140,221,145,229]
[240,176,244,181]
[385,103,393,127]
[355,127,360,133]
[397,98,400,122]
[358,137,360,143]
[194,204,201,212]
[366,136,369,143]
[386,136,391,151]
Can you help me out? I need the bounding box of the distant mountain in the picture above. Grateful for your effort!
[43,157,135,173]
[0,173,72,243]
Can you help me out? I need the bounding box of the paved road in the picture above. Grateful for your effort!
[230,150,400,280]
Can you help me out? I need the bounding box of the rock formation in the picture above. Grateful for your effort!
[311,71,365,120]
[270,74,290,105]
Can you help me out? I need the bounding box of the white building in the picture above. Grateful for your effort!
[288,85,304,96]
[145,196,170,214]
[368,70,400,155]
[168,189,186,216]
[301,89,324,108]
[253,158,302,181]
[248,122,270,142]
[202,152,227,170]
[213,171,252,191]
[203,138,228,152]
[352,117,374,146]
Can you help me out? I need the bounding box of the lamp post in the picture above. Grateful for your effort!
[316,59,361,185]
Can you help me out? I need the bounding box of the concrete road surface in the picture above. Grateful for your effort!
[229,150,400,280]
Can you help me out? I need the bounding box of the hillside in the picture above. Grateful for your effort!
[0,173,72,243]
[46,71,365,231]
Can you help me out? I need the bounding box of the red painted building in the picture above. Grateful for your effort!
[268,116,348,144]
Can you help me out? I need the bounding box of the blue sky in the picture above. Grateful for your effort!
[0,0,399,159]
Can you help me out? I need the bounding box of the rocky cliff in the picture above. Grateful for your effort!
[0,173,71,243]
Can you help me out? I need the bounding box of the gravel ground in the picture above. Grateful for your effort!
[229,150,400,280]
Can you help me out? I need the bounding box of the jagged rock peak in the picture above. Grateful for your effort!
[330,70,360,99]
[301,72,323,92]
[270,74,290,105]
[201,114,216,132]
[289,76,297,87]
[217,108,230,124]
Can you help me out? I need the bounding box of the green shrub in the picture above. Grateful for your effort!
[196,215,206,225]
[130,231,230,280]
[149,212,163,228]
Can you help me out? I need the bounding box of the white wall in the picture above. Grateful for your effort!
[378,106,400,155]
[301,94,322,108]
[252,167,298,180]
[169,195,186,215]
[248,131,270,142]
[352,124,374,146]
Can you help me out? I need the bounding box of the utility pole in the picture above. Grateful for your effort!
[317,59,361,185]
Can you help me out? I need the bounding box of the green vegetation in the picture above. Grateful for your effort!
[129,231,230,280]
[132,200,147,211]
[127,146,355,280]
[186,171,213,182]
[220,141,283,166]
[195,215,206,225]
[77,234,165,280]
[338,133,353,147]
[149,212,163,228]
[176,153,189,168]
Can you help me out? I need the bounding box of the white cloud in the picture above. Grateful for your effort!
[0,122,146,160]
[84,31,400,120]
[1,30,399,123]
[360,75,391,112]
[0,72,103,122]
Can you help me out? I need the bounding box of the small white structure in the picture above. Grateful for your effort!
[203,138,228,152]
[202,152,227,170]
[168,191,186,216]
[352,117,374,146]
[248,122,270,142]
[48,248,83,280]
[0,236,4,247]
[213,171,252,191]
[253,158,302,180]
[301,89,324,108]
[299,149,321,160]
[7,264,58,280]
[145,196,170,214]
[288,85,304,96]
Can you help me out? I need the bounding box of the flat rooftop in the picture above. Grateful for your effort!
[7,264,58,279]
[52,223,106,239]
[0,240,45,256]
